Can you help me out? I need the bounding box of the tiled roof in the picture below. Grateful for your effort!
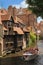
[1,14,11,21]
[16,8,32,15]
[0,9,8,15]
[14,16,25,24]
[27,26,32,31]
[13,17,18,23]
[0,9,8,24]
[27,26,36,34]
[0,16,2,24]
[13,27,24,34]
[23,27,30,32]
[0,22,2,24]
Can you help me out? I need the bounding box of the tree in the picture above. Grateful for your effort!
[29,31,36,47]
[26,0,43,18]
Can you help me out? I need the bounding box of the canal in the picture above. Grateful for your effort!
[0,40,43,65]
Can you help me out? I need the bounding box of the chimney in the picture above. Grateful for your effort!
[8,6,13,16]
[13,7,17,17]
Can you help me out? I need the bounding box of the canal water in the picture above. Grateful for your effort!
[0,40,43,65]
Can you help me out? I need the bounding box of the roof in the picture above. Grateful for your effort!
[0,9,8,24]
[27,26,36,34]
[13,27,24,34]
[0,9,8,15]
[23,27,30,32]
[13,17,18,23]
[0,21,2,24]
[16,8,32,15]
[14,16,25,25]
[3,27,7,30]
[0,8,11,21]
[1,14,11,21]
[0,16,2,24]
[27,26,32,31]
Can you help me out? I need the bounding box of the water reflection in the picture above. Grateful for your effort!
[0,55,43,65]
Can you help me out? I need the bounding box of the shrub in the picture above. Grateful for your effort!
[30,32,36,42]
[29,32,36,47]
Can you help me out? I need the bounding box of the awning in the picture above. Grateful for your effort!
[13,27,24,34]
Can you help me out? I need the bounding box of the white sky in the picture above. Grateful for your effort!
[12,0,28,8]
[37,17,43,23]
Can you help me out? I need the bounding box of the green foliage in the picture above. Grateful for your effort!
[29,32,36,47]
[29,38,33,47]
[26,0,43,17]
[30,32,36,42]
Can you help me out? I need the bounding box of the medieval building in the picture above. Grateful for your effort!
[0,6,37,56]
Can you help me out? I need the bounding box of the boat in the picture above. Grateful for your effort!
[23,52,37,61]
[22,48,38,61]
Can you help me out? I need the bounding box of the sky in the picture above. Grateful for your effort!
[0,0,28,9]
[37,17,43,23]
[0,0,43,23]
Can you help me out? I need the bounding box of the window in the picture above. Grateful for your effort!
[4,31,7,35]
[7,22,12,27]
[17,35,23,41]
[6,44,8,47]
[9,27,11,31]
[8,27,12,34]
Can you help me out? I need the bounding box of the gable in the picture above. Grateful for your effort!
[10,16,14,23]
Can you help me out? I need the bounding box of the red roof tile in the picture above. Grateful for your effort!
[23,27,30,32]
[13,27,24,34]
[1,14,11,21]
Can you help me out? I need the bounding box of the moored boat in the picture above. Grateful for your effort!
[22,48,38,61]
